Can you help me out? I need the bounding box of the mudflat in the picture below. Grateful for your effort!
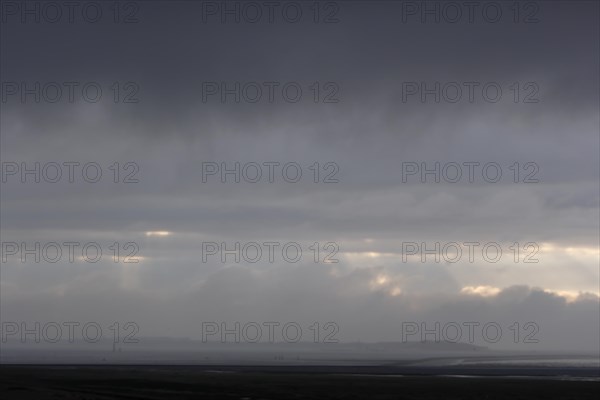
[1,365,598,399]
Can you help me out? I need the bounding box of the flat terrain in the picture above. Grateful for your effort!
[1,365,598,399]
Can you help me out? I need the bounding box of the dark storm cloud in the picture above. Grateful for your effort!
[1,1,598,352]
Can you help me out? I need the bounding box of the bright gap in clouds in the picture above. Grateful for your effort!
[145,231,172,237]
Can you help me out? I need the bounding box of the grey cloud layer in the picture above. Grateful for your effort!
[1,1,598,352]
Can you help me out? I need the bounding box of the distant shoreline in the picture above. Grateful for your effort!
[2,363,599,379]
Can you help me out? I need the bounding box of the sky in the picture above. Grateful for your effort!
[0,0,599,352]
